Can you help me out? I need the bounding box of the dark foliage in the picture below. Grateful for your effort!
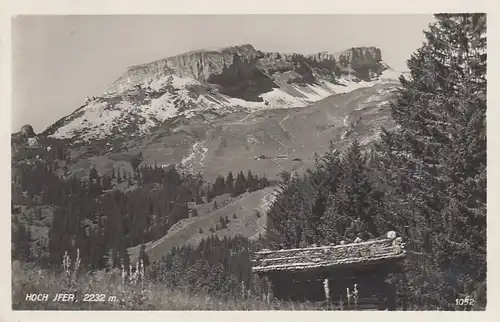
[149,235,269,299]
[265,14,487,310]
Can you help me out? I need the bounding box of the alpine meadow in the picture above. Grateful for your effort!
[11,13,486,311]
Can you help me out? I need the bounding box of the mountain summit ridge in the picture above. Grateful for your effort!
[110,44,387,94]
[44,44,402,141]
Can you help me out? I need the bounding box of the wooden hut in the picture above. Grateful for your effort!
[252,232,406,310]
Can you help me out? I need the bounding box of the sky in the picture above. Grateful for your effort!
[12,14,435,133]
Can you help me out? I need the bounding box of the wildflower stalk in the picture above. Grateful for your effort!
[63,251,71,277]
[121,259,126,289]
[140,259,145,290]
[323,279,330,310]
[73,248,81,280]
[135,261,139,285]
[353,284,359,309]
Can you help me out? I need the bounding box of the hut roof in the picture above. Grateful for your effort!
[252,236,405,273]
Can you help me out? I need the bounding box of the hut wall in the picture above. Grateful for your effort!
[258,262,402,310]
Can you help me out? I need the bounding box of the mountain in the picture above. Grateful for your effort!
[42,45,401,142]
[13,44,404,262]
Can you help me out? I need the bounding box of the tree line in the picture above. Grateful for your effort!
[207,170,270,202]
[12,159,271,272]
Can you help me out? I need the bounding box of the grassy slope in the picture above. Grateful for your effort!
[128,186,276,263]
[12,261,321,310]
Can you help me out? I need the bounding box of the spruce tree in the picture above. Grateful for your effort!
[374,13,486,309]
[226,171,234,194]
[247,170,258,192]
[266,173,313,248]
[232,171,248,197]
[89,167,99,183]
[213,175,226,197]
[258,176,270,190]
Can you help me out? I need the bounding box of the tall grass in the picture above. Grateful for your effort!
[12,258,326,310]
[13,248,374,310]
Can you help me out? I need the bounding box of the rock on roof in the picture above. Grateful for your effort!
[252,236,405,273]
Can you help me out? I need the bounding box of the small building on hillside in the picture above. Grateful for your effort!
[252,232,406,310]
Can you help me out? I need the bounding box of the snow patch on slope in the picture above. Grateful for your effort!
[259,89,308,108]
[260,192,276,214]
[49,69,404,140]
[50,101,126,139]
[181,141,209,169]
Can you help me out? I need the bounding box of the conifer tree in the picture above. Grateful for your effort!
[232,171,248,197]
[266,173,313,248]
[226,171,234,194]
[89,167,99,183]
[213,175,226,197]
[374,13,486,309]
[258,176,270,190]
[195,193,203,205]
[206,185,214,203]
[247,170,258,192]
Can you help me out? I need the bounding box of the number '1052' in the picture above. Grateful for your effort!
[456,298,474,306]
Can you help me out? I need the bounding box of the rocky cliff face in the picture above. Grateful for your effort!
[335,47,387,81]
[44,44,401,141]
[110,44,388,95]
[110,44,263,94]
[336,46,382,67]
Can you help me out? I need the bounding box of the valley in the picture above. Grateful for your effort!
[10,14,487,311]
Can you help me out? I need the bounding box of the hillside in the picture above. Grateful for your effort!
[128,187,276,263]
[40,82,399,183]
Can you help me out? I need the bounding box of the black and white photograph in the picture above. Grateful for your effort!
[8,11,488,312]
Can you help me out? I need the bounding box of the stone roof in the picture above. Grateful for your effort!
[252,235,405,273]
